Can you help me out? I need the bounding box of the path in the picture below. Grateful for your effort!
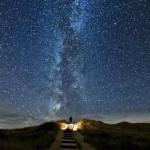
[74,131,96,150]
[48,130,63,150]
[60,129,79,149]
[48,129,96,150]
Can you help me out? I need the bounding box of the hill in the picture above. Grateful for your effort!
[78,119,150,150]
[0,119,150,150]
[0,122,59,150]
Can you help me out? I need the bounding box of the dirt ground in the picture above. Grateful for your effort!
[74,131,96,150]
[48,130,63,150]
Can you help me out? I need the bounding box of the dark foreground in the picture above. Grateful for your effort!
[79,119,150,150]
[0,120,150,150]
[0,122,59,150]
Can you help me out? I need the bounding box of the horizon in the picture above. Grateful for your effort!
[0,110,150,129]
[1,0,150,128]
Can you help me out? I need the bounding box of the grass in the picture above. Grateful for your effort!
[79,119,150,150]
[0,122,59,150]
[1,119,150,150]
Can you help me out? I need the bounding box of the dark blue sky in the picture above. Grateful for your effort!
[0,0,150,128]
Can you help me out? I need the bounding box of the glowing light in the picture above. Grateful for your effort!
[66,123,78,131]
[60,123,68,130]
[73,124,78,131]
[73,121,82,131]
[68,123,74,130]
[59,121,83,131]
[67,123,80,131]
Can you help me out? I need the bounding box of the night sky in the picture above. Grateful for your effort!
[0,0,150,128]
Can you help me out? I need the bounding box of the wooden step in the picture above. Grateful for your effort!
[62,141,76,144]
[64,134,73,136]
[64,132,73,134]
[63,136,74,138]
[64,135,73,137]
[62,139,76,143]
[63,135,73,137]
[63,137,74,139]
[60,143,78,148]
[60,129,79,150]
[60,148,79,150]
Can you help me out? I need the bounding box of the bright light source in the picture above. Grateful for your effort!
[73,121,82,131]
[73,124,78,131]
[59,121,83,131]
[67,123,78,131]
[60,123,68,130]
[68,123,74,130]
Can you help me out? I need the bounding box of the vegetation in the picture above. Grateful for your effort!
[1,119,150,150]
[0,122,59,150]
[79,119,150,150]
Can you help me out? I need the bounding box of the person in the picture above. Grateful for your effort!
[69,116,72,123]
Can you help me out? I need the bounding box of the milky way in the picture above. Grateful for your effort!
[0,0,150,128]
[48,0,89,117]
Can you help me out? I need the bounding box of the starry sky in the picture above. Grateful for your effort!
[0,0,150,128]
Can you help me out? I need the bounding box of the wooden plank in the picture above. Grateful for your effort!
[63,136,73,138]
[60,148,79,150]
[61,143,77,146]
[62,139,76,142]
[62,141,76,143]
[63,134,73,136]
[64,134,73,136]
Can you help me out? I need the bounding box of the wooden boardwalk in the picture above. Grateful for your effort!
[60,129,80,150]
[48,124,96,150]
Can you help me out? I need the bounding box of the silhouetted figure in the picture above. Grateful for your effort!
[69,116,72,123]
